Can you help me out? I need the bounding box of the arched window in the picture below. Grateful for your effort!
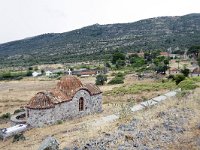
[79,97,84,111]
[27,110,29,117]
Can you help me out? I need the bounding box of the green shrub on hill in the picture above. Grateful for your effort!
[178,79,198,90]
[0,113,11,119]
[96,74,107,85]
[174,74,185,85]
[105,81,176,95]
[108,77,124,85]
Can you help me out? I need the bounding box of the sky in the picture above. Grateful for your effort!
[0,0,200,43]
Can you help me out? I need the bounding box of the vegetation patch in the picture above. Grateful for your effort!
[0,113,11,120]
[12,133,26,143]
[95,74,107,85]
[105,81,176,95]
[108,72,125,85]
[108,77,124,85]
[178,79,198,90]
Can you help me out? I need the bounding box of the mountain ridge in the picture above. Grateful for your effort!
[1,13,200,67]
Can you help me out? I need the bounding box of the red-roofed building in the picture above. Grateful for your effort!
[160,52,169,57]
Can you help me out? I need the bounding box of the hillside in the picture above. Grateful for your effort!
[0,13,200,67]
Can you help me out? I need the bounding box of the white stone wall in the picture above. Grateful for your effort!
[26,90,102,127]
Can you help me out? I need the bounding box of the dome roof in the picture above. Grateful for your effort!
[56,76,83,97]
[27,92,55,109]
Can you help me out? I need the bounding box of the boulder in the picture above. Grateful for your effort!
[38,136,59,150]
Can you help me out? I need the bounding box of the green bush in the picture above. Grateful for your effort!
[108,77,124,85]
[181,68,190,77]
[2,72,11,78]
[167,74,175,80]
[190,76,200,82]
[96,74,107,85]
[115,72,125,78]
[57,120,63,124]
[0,113,11,119]
[174,74,186,85]
[13,133,25,143]
[178,79,198,90]
[105,81,176,95]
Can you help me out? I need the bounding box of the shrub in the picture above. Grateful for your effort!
[26,71,33,76]
[2,72,11,78]
[174,74,186,85]
[14,109,25,114]
[0,113,11,119]
[178,79,198,90]
[96,74,107,85]
[108,77,124,85]
[13,133,25,143]
[112,52,125,64]
[15,76,23,80]
[190,76,200,82]
[181,68,190,77]
[167,74,175,80]
[116,59,126,69]
[116,72,125,78]
[57,120,63,124]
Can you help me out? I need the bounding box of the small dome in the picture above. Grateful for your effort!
[56,76,83,97]
[27,92,55,109]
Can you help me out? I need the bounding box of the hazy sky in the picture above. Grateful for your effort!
[0,0,200,43]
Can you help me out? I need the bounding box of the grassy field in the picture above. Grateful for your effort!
[105,81,176,95]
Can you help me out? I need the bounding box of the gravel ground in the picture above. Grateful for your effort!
[63,91,200,150]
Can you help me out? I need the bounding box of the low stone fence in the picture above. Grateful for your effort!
[10,112,26,125]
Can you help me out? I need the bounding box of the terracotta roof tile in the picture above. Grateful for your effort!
[56,76,83,97]
[83,83,102,95]
[26,76,101,109]
[26,92,55,109]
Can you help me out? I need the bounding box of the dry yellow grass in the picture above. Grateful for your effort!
[1,75,199,149]
[0,75,157,115]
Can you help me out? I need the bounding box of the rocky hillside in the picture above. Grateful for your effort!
[63,90,200,149]
[0,13,200,67]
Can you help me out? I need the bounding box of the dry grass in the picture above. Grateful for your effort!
[1,75,199,149]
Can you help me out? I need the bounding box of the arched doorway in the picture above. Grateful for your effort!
[79,97,84,111]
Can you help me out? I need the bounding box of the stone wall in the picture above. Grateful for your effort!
[26,90,102,127]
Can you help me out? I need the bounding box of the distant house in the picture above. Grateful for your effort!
[191,67,200,76]
[127,52,144,58]
[160,52,169,57]
[169,54,180,59]
[170,68,180,74]
[137,52,144,58]
[32,71,42,77]
[45,71,53,76]
[80,71,96,77]
[72,69,107,77]
[52,69,65,74]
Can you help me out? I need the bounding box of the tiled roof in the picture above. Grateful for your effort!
[83,83,102,95]
[56,76,83,97]
[26,92,55,109]
[192,67,200,73]
[26,76,101,109]
[160,52,169,56]
[80,71,96,75]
